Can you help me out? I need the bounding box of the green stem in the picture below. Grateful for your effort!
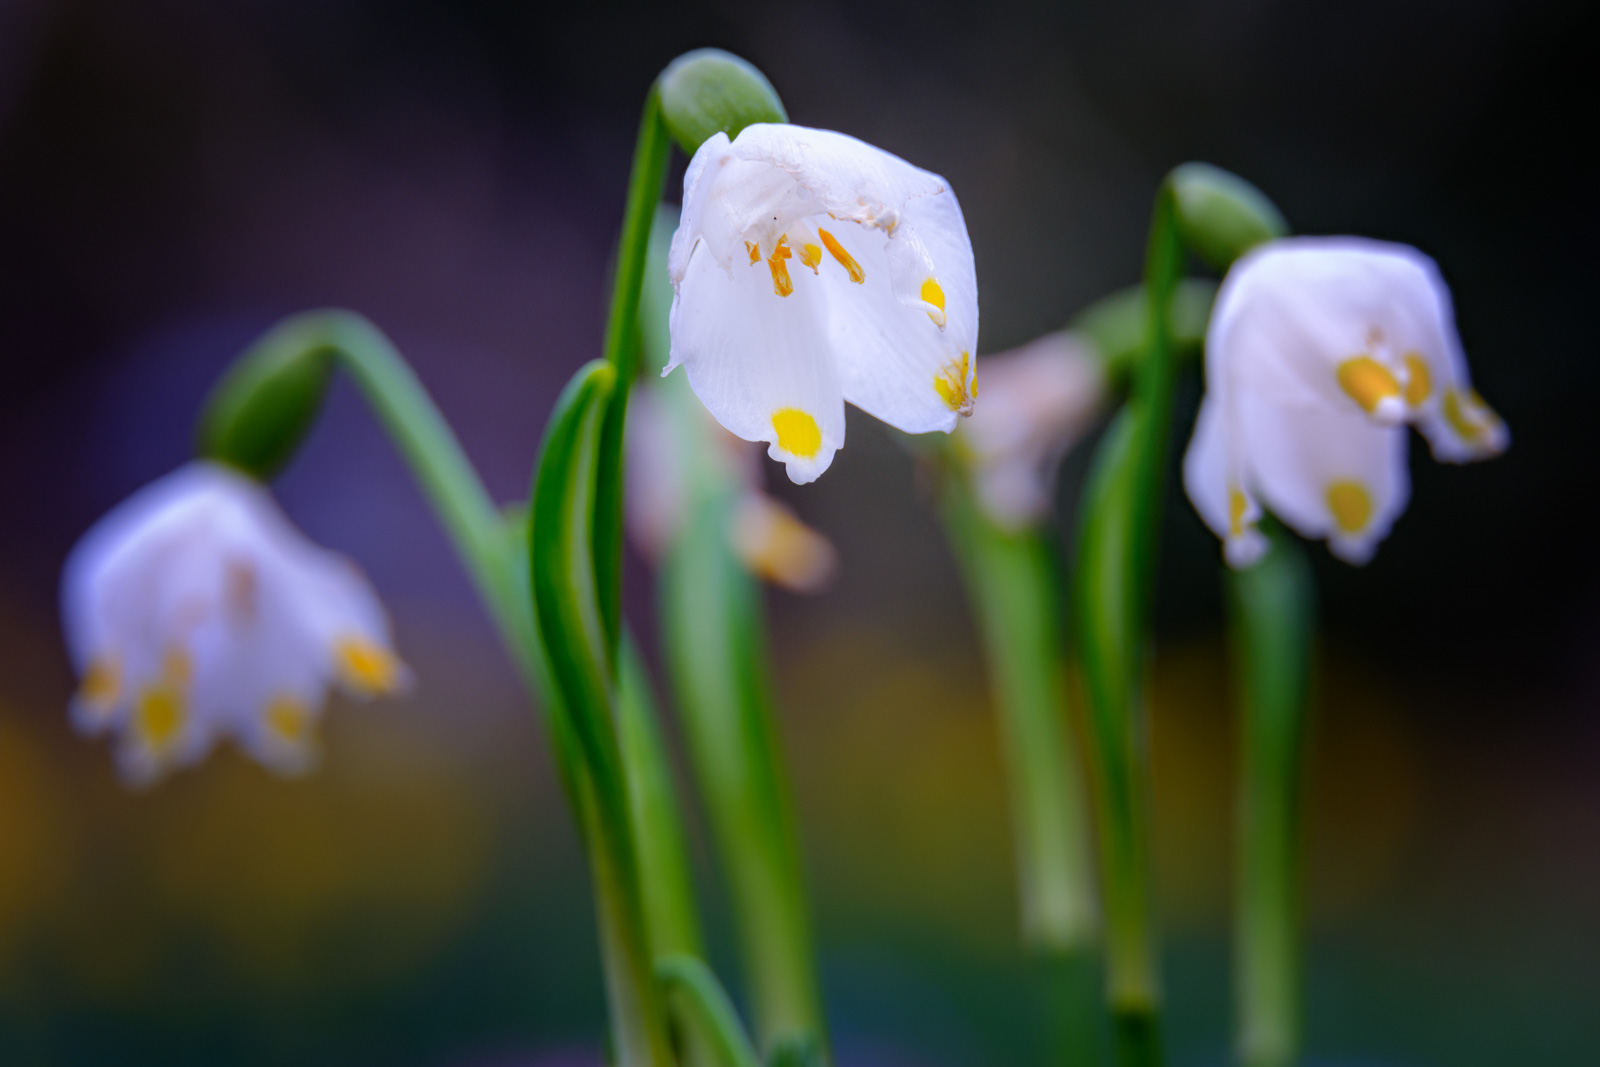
[1228,529,1314,1067]
[661,486,828,1064]
[594,86,672,662]
[658,955,766,1067]
[1073,176,1187,1067]
[941,485,1102,1064]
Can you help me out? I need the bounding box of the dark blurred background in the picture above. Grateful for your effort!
[2,1,1597,1063]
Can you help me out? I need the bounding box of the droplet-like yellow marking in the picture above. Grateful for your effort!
[1402,352,1432,406]
[77,657,122,716]
[134,684,186,754]
[771,408,822,459]
[767,235,794,297]
[920,277,946,326]
[818,228,864,283]
[1443,387,1500,444]
[1337,357,1402,415]
[934,351,976,414]
[799,242,822,273]
[746,240,760,265]
[1326,481,1373,535]
[336,637,402,695]
[265,695,312,745]
[1228,488,1249,539]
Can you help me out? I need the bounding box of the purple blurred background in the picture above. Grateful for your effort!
[2,1,1597,1064]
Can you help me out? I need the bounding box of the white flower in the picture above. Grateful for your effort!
[666,123,979,484]
[1184,237,1509,567]
[955,330,1107,529]
[625,384,838,594]
[61,462,408,785]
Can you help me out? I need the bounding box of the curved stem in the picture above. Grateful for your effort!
[1073,175,1187,1067]
[658,955,766,1067]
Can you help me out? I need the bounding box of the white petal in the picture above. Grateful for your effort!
[667,227,846,484]
[1238,384,1410,565]
[1182,392,1266,568]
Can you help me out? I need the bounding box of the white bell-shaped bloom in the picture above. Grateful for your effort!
[955,330,1107,529]
[61,462,408,785]
[666,123,979,484]
[1184,237,1509,567]
[625,384,838,593]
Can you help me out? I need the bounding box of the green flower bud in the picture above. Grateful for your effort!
[657,49,787,156]
[195,317,336,480]
[1170,163,1288,271]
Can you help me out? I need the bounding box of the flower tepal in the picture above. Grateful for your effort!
[61,461,409,785]
[1184,237,1509,567]
[666,123,979,483]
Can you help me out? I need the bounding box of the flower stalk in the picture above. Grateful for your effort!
[1071,173,1188,1067]
[1227,527,1314,1067]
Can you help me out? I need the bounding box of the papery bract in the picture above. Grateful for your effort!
[1184,237,1508,567]
[666,123,978,484]
[61,461,407,785]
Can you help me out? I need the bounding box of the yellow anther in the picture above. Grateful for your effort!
[1228,488,1250,539]
[799,242,822,273]
[335,636,402,695]
[1337,357,1402,415]
[767,235,794,298]
[1443,387,1499,444]
[1326,480,1373,535]
[771,408,822,458]
[77,657,122,715]
[1402,352,1433,406]
[134,684,186,754]
[934,351,976,414]
[746,240,760,265]
[818,228,864,283]
[265,695,312,745]
[920,277,946,326]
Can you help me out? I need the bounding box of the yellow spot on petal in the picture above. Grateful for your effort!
[1443,387,1501,445]
[771,408,822,459]
[336,637,403,696]
[746,240,760,265]
[265,695,313,745]
[78,656,121,707]
[934,351,976,414]
[920,277,946,326]
[1402,352,1433,407]
[767,235,793,297]
[1337,357,1402,415]
[818,228,864,284]
[799,242,822,273]
[1228,488,1250,539]
[134,684,186,755]
[1326,480,1373,535]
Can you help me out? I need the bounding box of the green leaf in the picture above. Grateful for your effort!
[656,955,764,1067]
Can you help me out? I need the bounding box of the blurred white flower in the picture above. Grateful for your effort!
[1184,237,1508,567]
[625,386,837,594]
[955,330,1107,529]
[61,462,408,786]
[666,123,979,484]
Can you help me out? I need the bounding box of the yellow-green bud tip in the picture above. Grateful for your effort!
[657,49,787,156]
[1170,162,1289,271]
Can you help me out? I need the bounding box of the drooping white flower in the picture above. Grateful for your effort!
[625,384,838,594]
[666,123,979,484]
[1184,237,1509,567]
[955,330,1107,529]
[61,461,408,785]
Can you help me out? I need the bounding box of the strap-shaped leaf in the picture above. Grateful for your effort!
[657,954,764,1067]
